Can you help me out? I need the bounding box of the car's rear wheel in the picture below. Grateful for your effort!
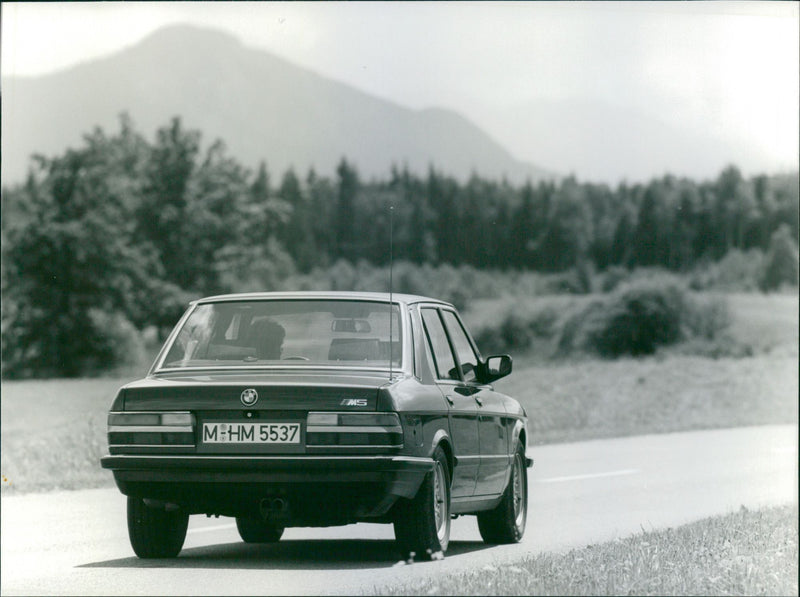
[127,497,189,558]
[393,446,451,559]
[477,445,528,544]
[235,517,284,543]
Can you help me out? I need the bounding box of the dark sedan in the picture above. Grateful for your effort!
[101,292,531,559]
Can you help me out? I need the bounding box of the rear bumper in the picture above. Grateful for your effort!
[101,454,433,522]
[101,453,433,477]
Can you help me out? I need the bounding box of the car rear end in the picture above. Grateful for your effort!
[100,294,432,529]
[102,373,433,526]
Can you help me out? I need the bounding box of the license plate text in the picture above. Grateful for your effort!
[202,422,300,444]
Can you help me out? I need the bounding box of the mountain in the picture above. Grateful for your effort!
[1,25,553,186]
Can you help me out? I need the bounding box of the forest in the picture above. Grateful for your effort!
[2,115,798,377]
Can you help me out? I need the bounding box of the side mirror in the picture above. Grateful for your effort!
[480,354,512,383]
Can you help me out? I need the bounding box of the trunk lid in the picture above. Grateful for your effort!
[118,370,393,455]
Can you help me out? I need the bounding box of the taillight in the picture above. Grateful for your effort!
[108,411,195,449]
[306,412,403,448]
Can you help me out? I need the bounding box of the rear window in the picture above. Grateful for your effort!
[158,300,402,370]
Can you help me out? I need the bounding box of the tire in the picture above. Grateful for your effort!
[235,517,284,543]
[477,446,528,544]
[127,497,189,558]
[393,446,451,559]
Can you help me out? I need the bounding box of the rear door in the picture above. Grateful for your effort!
[420,307,479,498]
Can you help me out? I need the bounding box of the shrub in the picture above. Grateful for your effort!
[474,303,560,355]
[278,260,512,311]
[760,224,799,291]
[558,276,731,358]
[600,265,632,292]
[689,249,766,291]
[556,299,607,355]
[683,294,732,340]
[590,280,688,356]
[538,269,589,295]
[600,266,672,293]
[83,309,147,375]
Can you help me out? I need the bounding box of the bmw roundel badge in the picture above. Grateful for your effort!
[240,388,258,406]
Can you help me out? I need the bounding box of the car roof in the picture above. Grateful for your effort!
[193,291,453,308]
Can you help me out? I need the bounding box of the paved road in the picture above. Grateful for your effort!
[2,424,796,596]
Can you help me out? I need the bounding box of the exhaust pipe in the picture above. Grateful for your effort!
[259,497,288,519]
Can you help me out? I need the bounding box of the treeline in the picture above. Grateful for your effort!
[2,115,798,377]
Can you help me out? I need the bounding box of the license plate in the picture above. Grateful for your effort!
[202,422,301,444]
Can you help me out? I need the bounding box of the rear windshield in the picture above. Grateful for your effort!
[157,300,402,370]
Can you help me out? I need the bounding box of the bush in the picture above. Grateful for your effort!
[689,249,766,291]
[473,303,560,355]
[683,294,732,340]
[556,299,607,355]
[558,276,731,358]
[760,225,799,291]
[538,269,591,295]
[84,309,147,374]
[279,260,510,311]
[590,280,688,356]
[600,265,632,292]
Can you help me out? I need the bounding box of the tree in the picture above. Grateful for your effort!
[536,177,593,271]
[714,165,757,253]
[760,224,799,291]
[670,182,700,270]
[306,168,337,266]
[138,117,201,290]
[427,166,461,265]
[2,120,158,376]
[632,179,671,267]
[335,158,361,261]
[390,165,435,264]
[279,168,317,272]
[185,139,256,294]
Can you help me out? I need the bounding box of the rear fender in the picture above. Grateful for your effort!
[510,420,532,466]
[430,428,455,481]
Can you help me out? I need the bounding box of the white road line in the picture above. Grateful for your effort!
[187,523,236,535]
[537,468,640,483]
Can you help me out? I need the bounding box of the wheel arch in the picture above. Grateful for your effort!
[511,419,527,453]
[430,428,455,483]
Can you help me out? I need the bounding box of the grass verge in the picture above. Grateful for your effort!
[370,504,799,596]
[495,353,798,446]
[1,378,133,493]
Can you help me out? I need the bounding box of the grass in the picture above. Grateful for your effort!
[1,293,797,493]
[721,292,799,357]
[495,353,798,446]
[0,378,133,493]
[370,504,799,596]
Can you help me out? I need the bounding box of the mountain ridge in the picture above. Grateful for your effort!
[2,24,555,185]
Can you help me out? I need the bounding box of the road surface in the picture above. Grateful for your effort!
[2,424,796,595]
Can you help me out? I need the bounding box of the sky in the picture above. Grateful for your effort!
[2,1,798,183]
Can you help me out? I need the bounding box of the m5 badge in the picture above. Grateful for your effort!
[340,398,368,407]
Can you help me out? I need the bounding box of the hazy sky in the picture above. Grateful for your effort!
[2,1,798,182]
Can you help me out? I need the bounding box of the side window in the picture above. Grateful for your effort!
[442,310,478,383]
[421,308,458,381]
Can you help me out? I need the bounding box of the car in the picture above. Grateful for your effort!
[101,291,531,559]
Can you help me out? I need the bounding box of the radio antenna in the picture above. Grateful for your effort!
[388,205,394,381]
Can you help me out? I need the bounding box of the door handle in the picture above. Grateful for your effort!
[446,395,455,405]
[475,397,483,407]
